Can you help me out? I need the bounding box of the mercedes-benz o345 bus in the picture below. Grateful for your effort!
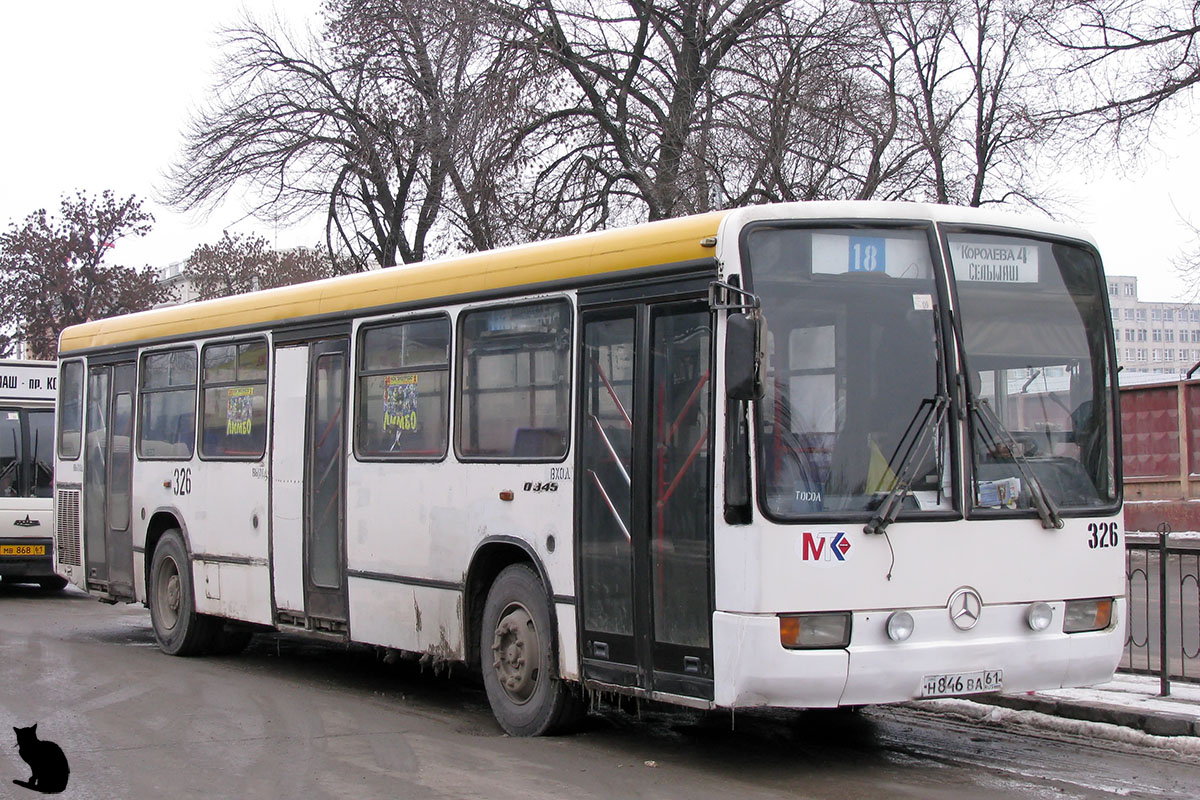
[1,359,65,589]
[53,202,1123,735]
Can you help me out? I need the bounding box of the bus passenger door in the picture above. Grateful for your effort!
[577,298,715,701]
[270,338,350,633]
[83,360,136,599]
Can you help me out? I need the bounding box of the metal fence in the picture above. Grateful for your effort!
[1123,523,1200,694]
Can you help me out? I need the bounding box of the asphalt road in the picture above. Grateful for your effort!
[3,583,1200,800]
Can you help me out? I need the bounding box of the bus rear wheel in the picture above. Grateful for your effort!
[149,529,218,656]
[480,564,581,736]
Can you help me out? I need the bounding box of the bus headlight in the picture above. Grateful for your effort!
[1063,598,1114,633]
[886,611,914,642]
[1026,602,1054,632]
[779,612,852,649]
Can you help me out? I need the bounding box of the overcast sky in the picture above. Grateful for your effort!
[1,1,1196,302]
[0,1,326,271]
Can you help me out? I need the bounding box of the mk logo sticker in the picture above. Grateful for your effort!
[799,531,852,564]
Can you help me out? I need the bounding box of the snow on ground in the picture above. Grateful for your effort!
[910,697,1200,760]
[1040,674,1200,718]
[1124,528,1200,542]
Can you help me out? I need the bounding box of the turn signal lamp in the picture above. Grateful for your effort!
[1063,598,1114,633]
[779,612,852,649]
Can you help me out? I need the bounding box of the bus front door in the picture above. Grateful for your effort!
[83,360,136,599]
[270,339,350,633]
[577,299,715,701]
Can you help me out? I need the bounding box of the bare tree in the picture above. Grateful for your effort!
[849,0,1065,209]
[326,0,548,253]
[1043,1,1200,140]
[488,0,814,229]
[490,0,1060,221]
[949,0,1064,208]
[1040,2,1200,278]
[713,2,935,204]
[166,15,448,268]
[170,0,1088,264]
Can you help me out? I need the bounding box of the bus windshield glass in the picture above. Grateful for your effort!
[948,232,1116,512]
[744,226,953,520]
[1,407,54,498]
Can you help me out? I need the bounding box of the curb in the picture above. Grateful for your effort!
[979,692,1200,738]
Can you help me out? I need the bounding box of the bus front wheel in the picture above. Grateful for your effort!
[480,564,581,736]
[148,529,218,656]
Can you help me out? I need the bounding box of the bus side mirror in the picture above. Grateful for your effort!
[726,312,763,401]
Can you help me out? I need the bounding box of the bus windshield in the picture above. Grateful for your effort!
[745,226,953,520]
[744,223,1116,522]
[1,407,54,498]
[949,232,1116,512]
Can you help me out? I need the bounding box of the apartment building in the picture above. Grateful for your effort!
[155,259,200,307]
[1107,275,1200,378]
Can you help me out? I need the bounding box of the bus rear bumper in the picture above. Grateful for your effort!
[0,537,57,580]
[712,600,1125,709]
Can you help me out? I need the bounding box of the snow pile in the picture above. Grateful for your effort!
[909,697,1200,760]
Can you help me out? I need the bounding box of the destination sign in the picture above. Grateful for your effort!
[0,361,57,401]
[951,240,1039,283]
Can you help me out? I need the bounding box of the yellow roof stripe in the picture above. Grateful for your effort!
[59,211,728,353]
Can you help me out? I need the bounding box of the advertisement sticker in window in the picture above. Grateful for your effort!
[226,387,255,436]
[383,374,419,432]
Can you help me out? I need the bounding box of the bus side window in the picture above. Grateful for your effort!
[58,360,84,460]
[138,348,198,460]
[457,300,571,461]
[355,316,450,460]
[200,339,269,460]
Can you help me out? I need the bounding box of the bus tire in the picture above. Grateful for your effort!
[37,576,68,591]
[148,529,217,656]
[481,563,581,736]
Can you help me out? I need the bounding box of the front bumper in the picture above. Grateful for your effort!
[712,599,1125,708]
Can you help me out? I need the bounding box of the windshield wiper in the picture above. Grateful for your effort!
[969,397,1063,529]
[864,394,949,536]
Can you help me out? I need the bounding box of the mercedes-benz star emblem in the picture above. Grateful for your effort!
[948,587,983,631]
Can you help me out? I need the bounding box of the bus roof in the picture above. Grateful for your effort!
[58,211,730,354]
[57,200,1100,356]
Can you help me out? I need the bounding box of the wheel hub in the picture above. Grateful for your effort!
[491,604,540,704]
[158,560,181,630]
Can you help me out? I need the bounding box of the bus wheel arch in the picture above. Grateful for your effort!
[146,524,217,656]
[464,538,555,671]
[144,509,191,595]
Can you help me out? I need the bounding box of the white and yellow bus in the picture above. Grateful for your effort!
[54,202,1124,734]
[2,359,64,589]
